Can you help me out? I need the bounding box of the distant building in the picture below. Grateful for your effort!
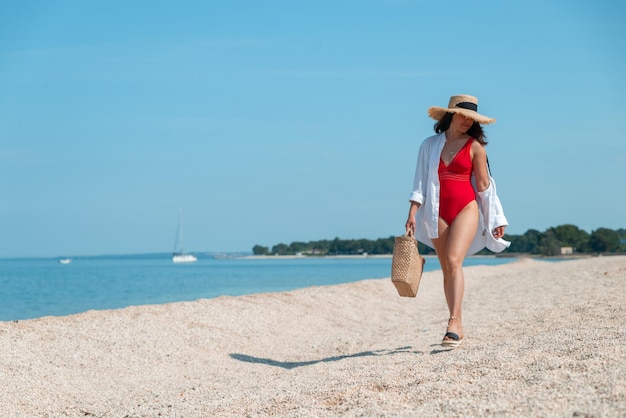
[559,247,574,255]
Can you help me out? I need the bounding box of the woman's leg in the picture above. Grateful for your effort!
[431,219,450,303]
[431,202,479,339]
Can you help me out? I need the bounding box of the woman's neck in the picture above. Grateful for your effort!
[445,129,469,142]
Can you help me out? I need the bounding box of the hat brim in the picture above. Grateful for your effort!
[428,106,495,125]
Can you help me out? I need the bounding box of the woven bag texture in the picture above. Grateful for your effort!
[391,232,425,297]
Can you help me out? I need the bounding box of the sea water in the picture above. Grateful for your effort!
[0,256,517,321]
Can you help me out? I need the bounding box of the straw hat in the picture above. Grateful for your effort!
[428,94,495,125]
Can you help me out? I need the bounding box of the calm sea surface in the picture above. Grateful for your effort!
[0,256,518,321]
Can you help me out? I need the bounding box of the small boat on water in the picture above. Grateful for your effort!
[58,258,72,264]
[172,253,198,263]
[172,210,197,263]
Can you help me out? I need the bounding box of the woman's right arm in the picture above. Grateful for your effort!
[406,138,430,233]
[405,201,421,233]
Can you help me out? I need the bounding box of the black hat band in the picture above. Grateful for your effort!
[455,102,478,112]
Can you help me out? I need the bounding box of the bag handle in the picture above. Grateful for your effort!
[405,228,414,238]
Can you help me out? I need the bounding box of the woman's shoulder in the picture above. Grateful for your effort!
[417,133,445,157]
[470,137,486,151]
[421,132,444,146]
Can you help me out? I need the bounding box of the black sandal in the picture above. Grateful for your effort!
[442,317,464,347]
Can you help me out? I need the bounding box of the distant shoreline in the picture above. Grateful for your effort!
[238,253,595,260]
[240,254,393,260]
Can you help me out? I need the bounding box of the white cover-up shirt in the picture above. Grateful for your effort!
[408,132,511,255]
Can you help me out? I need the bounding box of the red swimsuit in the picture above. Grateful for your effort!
[438,138,476,225]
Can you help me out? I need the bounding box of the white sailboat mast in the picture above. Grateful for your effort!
[173,209,185,254]
[172,210,197,263]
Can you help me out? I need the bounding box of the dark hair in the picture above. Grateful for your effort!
[434,112,488,145]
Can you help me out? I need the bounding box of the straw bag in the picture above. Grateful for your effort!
[391,229,425,297]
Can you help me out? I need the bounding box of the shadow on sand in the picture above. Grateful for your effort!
[230,346,424,369]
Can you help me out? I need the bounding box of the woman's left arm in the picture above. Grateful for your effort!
[471,141,490,192]
[472,141,506,239]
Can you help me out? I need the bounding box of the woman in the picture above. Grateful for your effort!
[405,94,510,348]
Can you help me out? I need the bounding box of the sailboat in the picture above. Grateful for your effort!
[172,210,197,263]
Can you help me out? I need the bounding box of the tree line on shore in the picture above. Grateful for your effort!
[252,225,626,256]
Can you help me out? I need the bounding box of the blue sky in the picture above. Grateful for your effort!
[1,0,624,258]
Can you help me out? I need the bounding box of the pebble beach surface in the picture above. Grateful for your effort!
[1,256,625,417]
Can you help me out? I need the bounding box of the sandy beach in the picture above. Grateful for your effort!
[1,256,624,417]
